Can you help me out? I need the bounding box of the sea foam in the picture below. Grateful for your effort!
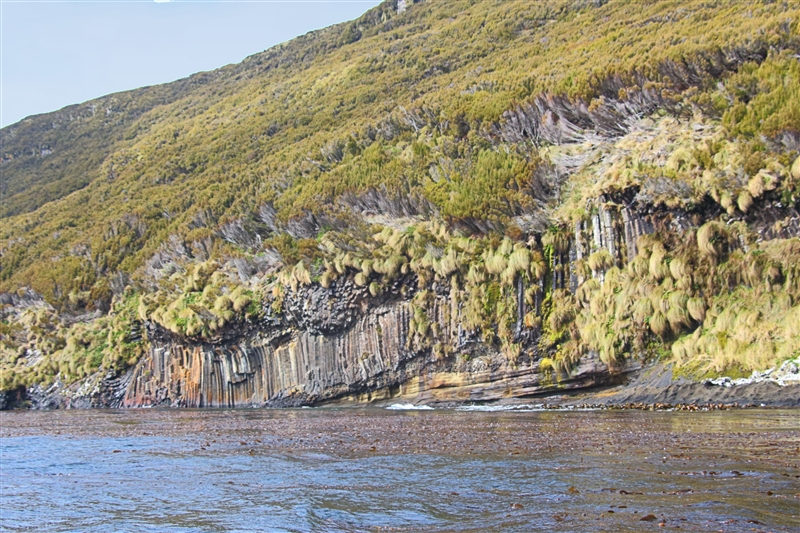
[386,403,434,410]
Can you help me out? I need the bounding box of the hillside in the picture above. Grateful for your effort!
[1,0,799,406]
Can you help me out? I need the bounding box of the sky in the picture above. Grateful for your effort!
[0,0,383,128]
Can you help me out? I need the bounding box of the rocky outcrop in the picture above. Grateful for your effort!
[20,370,133,409]
[0,204,710,409]
[121,299,631,408]
[570,362,800,408]
[116,198,800,410]
[117,199,659,409]
[12,198,798,410]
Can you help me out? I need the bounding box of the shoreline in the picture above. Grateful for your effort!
[3,360,799,411]
[4,385,798,412]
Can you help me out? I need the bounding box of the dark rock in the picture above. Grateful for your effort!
[119,296,635,408]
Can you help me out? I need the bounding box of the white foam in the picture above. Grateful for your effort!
[386,403,434,410]
[705,356,800,388]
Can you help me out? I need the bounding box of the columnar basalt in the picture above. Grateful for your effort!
[122,298,628,408]
[119,206,662,408]
[7,198,798,410]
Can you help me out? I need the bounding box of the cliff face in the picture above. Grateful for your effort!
[122,301,624,408]
[118,203,659,408]
[9,190,798,410]
[4,152,795,411]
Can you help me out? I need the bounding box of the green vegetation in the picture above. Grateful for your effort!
[2,0,800,390]
[571,229,800,376]
[140,261,262,338]
[0,292,145,390]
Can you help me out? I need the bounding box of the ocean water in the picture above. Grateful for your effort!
[1,408,798,532]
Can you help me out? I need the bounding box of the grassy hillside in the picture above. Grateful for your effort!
[2,0,800,391]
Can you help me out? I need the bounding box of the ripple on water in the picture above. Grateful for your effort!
[0,408,798,532]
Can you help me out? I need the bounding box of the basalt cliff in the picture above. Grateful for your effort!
[2,0,800,409]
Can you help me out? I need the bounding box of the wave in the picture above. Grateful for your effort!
[385,403,434,410]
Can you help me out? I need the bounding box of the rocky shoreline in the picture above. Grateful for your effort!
[546,358,800,409]
[3,357,799,411]
[3,273,798,412]
[472,359,800,410]
[571,380,800,409]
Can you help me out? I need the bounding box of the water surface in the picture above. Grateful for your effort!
[1,408,798,532]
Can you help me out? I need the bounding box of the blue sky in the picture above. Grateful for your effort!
[0,0,382,127]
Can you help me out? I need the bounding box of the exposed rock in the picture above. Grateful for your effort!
[589,380,800,408]
[705,357,800,388]
[0,287,52,310]
[565,363,800,408]
[24,370,133,409]
[620,206,654,261]
[9,201,798,410]
[120,298,633,408]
